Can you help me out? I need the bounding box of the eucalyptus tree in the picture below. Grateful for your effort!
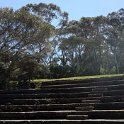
[0,2,69,88]
[105,9,124,74]
[21,3,68,65]
[0,7,52,88]
[58,8,124,76]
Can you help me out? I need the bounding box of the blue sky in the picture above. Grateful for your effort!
[0,0,124,20]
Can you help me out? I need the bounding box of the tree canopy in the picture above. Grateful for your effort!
[0,3,124,89]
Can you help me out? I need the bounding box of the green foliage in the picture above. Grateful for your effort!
[0,3,69,89]
[0,62,9,89]
[49,65,74,78]
[0,3,124,89]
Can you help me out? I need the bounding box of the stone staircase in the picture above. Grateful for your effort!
[1,77,124,123]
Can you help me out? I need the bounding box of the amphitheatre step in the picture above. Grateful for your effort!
[76,102,124,110]
[0,103,93,112]
[2,82,124,95]
[83,95,124,103]
[41,80,124,88]
[0,98,86,105]
[81,97,101,100]
[88,110,124,119]
[0,92,89,99]
[101,95,124,102]
[91,90,124,96]
[67,115,88,120]
[41,78,96,86]
[91,84,124,91]
[94,102,124,110]
[40,83,124,93]
[0,87,92,94]
[76,102,124,111]
[0,99,52,105]
[2,95,124,105]
[88,93,103,97]
[41,77,124,86]
[1,81,124,95]
[76,106,94,111]
[0,111,87,119]
[1,120,124,124]
[82,95,124,102]
[0,78,124,123]
[88,90,124,97]
[0,102,99,109]
[0,120,86,124]
[1,83,124,95]
[81,100,100,103]
[41,83,124,93]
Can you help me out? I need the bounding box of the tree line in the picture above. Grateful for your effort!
[0,3,124,89]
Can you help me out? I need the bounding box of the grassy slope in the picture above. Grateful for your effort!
[32,74,124,83]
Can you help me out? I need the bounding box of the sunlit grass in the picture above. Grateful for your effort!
[32,74,124,83]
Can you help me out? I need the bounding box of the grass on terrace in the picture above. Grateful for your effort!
[32,74,124,83]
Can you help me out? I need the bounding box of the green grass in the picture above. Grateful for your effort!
[32,74,124,83]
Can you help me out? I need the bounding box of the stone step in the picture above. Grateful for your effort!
[88,93,103,97]
[0,98,87,105]
[88,80,124,87]
[89,90,124,97]
[91,84,124,91]
[92,87,108,91]
[76,102,124,111]
[1,81,124,95]
[41,78,98,86]
[101,95,124,102]
[0,111,87,119]
[79,101,124,109]
[0,120,86,124]
[2,82,124,95]
[91,90,124,96]
[94,102,124,110]
[67,115,88,120]
[43,77,122,86]
[0,103,91,112]
[0,87,91,94]
[76,106,94,111]
[0,92,89,99]
[0,99,51,105]
[83,95,124,103]
[0,97,102,106]
[81,97,101,100]
[88,90,124,97]
[41,77,124,86]
[42,80,124,88]
[0,78,124,123]
[81,100,100,103]
[1,119,124,124]
[41,83,124,93]
[88,110,124,119]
